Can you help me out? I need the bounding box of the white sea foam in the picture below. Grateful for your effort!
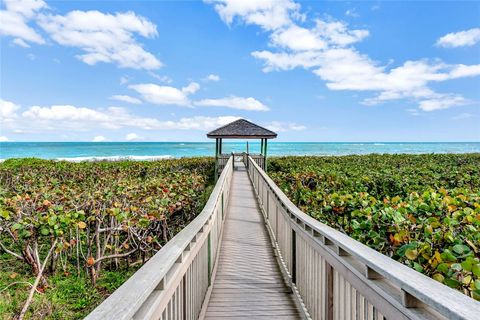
[55,155,173,162]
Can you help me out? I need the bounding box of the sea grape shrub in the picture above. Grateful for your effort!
[268,154,480,299]
[0,158,214,285]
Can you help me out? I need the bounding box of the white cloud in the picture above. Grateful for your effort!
[315,20,369,47]
[3,0,47,18]
[19,103,241,131]
[12,38,31,47]
[37,10,162,69]
[120,76,129,85]
[126,133,140,141]
[0,136,10,142]
[129,82,199,106]
[437,28,480,48]
[110,95,142,104]
[206,0,301,31]
[264,121,306,132]
[195,96,269,111]
[0,0,46,45]
[0,99,21,119]
[418,94,467,112]
[209,0,480,112]
[182,82,200,94]
[271,25,327,51]
[345,9,359,18]
[92,135,107,142]
[205,74,220,81]
[148,72,173,83]
[449,64,480,78]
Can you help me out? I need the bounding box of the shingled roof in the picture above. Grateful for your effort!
[207,119,277,139]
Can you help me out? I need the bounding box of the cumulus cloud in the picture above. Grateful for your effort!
[0,2,163,69]
[345,9,359,18]
[449,64,480,78]
[208,0,480,112]
[206,0,302,31]
[92,135,107,142]
[2,98,303,136]
[110,95,142,104]
[182,82,200,95]
[125,133,140,141]
[19,103,241,131]
[264,121,306,132]
[205,74,220,81]
[0,99,21,120]
[12,38,31,48]
[195,96,269,111]
[148,72,173,83]
[129,82,200,106]
[37,10,162,69]
[418,94,467,112]
[0,136,10,142]
[437,28,480,48]
[0,0,46,45]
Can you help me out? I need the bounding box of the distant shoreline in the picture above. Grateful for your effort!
[1,141,479,160]
[2,152,480,163]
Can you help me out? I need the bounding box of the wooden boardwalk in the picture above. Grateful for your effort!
[87,156,479,320]
[204,163,301,319]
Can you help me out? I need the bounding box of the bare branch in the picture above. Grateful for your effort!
[18,239,58,320]
[94,248,138,265]
[0,240,24,261]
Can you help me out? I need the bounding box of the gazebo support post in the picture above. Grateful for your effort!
[214,138,219,181]
[264,138,268,171]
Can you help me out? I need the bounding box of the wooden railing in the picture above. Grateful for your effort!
[216,153,265,175]
[247,156,480,320]
[216,154,230,174]
[86,156,233,320]
[249,153,265,170]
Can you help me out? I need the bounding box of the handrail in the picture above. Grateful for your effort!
[247,156,480,320]
[87,156,233,320]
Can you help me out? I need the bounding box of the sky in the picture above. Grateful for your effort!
[0,0,479,142]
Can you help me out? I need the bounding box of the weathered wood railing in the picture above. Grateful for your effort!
[247,156,480,320]
[216,154,230,174]
[217,153,265,175]
[249,153,265,170]
[86,156,233,320]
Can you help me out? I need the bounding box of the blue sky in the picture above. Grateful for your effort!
[1,0,479,142]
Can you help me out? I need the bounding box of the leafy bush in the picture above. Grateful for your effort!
[268,154,480,299]
[0,157,214,318]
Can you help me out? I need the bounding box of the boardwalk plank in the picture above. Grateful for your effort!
[204,164,300,319]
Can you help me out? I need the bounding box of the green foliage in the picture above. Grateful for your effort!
[0,157,214,319]
[269,154,480,299]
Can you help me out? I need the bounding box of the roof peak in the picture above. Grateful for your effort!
[207,118,277,139]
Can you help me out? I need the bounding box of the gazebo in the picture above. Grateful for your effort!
[207,119,277,177]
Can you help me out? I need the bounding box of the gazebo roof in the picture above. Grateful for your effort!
[207,119,277,139]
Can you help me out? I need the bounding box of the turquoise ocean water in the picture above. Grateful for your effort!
[1,142,479,161]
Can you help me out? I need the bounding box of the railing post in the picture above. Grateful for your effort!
[221,193,224,219]
[266,189,269,219]
[291,229,296,284]
[207,232,212,286]
[325,262,334,320]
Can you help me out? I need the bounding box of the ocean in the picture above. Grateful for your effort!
[1,142,479,161]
